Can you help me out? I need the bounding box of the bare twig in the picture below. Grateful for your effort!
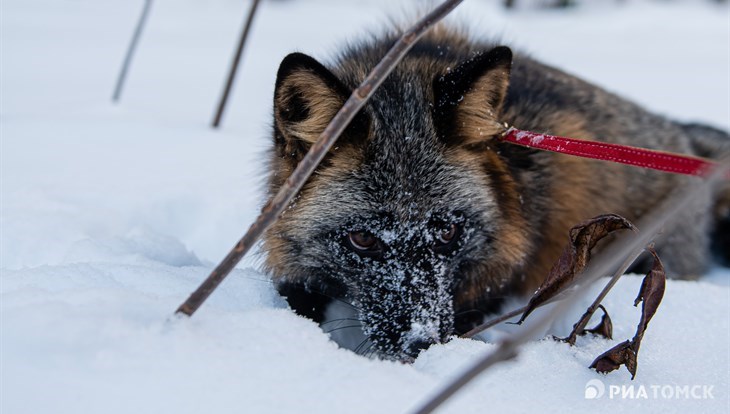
[113,0,153,102]
[463,286,588,339]
[412,159,729,414]
[414,301,556,414]
[175,0,466,317]
[211,0,262,128]
[561,243,649,345]
[462,234,647,340]
[462,306,526,338]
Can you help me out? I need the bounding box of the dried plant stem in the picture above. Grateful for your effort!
[462,281,585,338]
[463,243,647,339]
[412,159,729,414]
[175,0,465,317]
[561,243,649,345]
[212,0,262,128]
[414,304,558,414]
[113,0,153,102]
[462,307,527,338]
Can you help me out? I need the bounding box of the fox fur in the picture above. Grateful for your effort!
[262,28,729,362]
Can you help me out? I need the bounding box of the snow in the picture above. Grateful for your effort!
[514,130,546,144]
[1,0,728,413]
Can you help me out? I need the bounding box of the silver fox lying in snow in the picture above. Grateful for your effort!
[261,28,730,362]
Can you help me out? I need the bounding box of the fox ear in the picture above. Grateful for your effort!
[433,46,512,145]
[274,53,355,158]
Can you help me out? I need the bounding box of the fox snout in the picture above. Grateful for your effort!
[343,218,465,360]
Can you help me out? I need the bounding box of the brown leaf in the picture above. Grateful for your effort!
[557,305,613,345]
[589,340,637,379]
[583,305,613,340]
[514,214,636,324]
[631,248,666,353]
[589,250,666,380]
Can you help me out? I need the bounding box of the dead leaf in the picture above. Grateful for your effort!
[514,214,636,324]
[589,249,666,379]
[631,247,666,353]
[589,340,637,379]
[583,304,613,340]
[558,304,614,345]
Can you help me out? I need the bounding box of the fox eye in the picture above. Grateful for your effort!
[347,231,382,257]
[434,223,460,254]
[438,224,457,243]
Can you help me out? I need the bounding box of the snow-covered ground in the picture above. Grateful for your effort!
[2,0,728,413]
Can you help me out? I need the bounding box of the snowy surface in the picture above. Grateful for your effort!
[2,0,729,413]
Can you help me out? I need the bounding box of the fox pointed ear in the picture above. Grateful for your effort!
[274,53,357,158]
[433,46,513,145]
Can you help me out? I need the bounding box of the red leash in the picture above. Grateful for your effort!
[500,128,730,179]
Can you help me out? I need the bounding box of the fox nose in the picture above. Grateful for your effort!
[405,339,435,358]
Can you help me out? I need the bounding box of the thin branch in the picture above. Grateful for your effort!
[113,0,153,102]
[464,242,647,341]
[211,0,262,128]
[175,0,466,317]
[411,158,729,414]
[561,243,649,345]
[462,306,526,338]
[461,279,584,338]
[462,242,648,339]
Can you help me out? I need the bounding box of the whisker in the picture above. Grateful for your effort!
[326,296,362,313]
[364,343,378,359]
[354,339,370,355]
[241,275,275,284]
[323,325,363,334]
[275,283,363,313]
[320,318,363,326]
[454,309,484,318]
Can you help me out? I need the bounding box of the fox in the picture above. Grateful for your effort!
[261,28,730,362]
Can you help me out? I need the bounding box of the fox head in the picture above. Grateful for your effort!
[263,43,532,362]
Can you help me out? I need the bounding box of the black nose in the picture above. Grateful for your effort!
[406,339,434,358]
